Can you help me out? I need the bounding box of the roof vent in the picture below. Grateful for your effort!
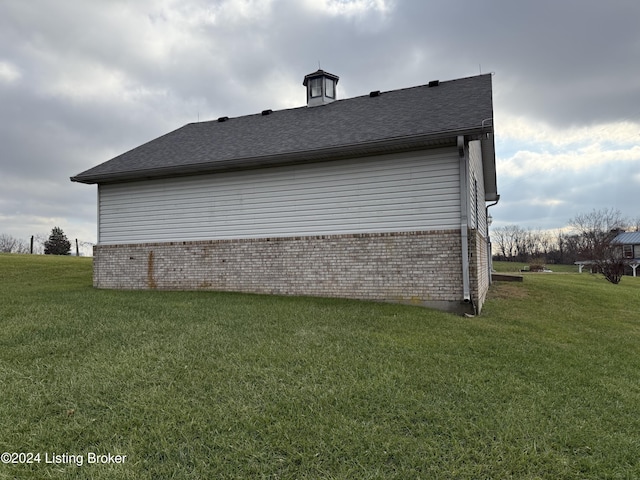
[217,116,229,122]
[428,80,440,87]
[369,90,381,97]
[261,109,273,116]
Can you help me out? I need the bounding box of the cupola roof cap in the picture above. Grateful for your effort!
[303,69,339,86]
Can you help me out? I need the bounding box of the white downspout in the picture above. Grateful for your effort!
[96,185,101,246]
[486,197,500,284]
[458,136,471,305]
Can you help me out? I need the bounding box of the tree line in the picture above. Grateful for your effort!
[492,208,640,283]
[492,208,639,264]
[0,227,93,256]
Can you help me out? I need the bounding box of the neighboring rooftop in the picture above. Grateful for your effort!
[71,73,494,185]
[613,231,640,244]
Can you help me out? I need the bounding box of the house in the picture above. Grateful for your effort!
[613,231,640,277]
[575,231,640,277]
[71,70,499,314]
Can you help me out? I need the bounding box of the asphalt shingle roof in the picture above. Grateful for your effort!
[71,74,494,184]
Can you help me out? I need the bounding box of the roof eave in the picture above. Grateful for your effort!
[71,127,489,185]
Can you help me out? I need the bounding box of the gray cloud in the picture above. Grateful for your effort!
[1,0,639,246]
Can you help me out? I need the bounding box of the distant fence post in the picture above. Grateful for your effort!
[30,235,34,254]
[76,239,80,257]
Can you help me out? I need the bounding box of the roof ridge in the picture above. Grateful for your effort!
[198,73,493,125]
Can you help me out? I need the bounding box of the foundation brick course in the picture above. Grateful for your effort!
[469,228,490,313]
[94,230,474,311]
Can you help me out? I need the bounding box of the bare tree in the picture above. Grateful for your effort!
[492,225,520,260]
[569,208,626,249]
[551,230,583,265]
[569,208,628,284]
[0,234,17,253]
[492,226,559,263]
[0,234,30,254]
[32,234,47,254]
[536,230,554,259]
[12,238,29,254]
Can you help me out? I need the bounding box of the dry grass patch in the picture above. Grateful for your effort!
[487,281,529,300]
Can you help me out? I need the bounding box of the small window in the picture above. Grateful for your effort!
[623,244,633,258]
[309,78,322,98]
[325,79,335,98]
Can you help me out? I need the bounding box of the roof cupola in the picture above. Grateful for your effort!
[303,69,339,107]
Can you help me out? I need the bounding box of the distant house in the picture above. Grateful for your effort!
[575,231,640,277]
[613,231,640,277]
[71,71,499,314]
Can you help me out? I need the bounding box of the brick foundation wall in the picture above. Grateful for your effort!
[469,228,490,313]
[94,230,472,312]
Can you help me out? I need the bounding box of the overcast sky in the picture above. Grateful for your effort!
[1,0,639,254]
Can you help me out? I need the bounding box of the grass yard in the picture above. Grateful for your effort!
[492,260,580,274]
[1,254,640,479]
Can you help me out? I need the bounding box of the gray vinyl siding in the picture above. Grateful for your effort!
[98,148,460,244]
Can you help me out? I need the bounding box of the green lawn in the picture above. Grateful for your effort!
[492,260,580,273]
[1,254,639,479]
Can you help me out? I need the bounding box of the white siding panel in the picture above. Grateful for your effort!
[98,148,460,244]
[468,140,487,233]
